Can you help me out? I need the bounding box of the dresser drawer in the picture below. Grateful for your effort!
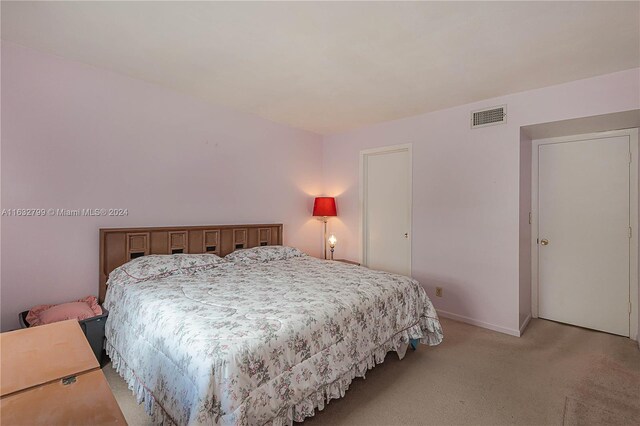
[1,369,125,425]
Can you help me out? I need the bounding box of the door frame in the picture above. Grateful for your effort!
[359,143,413,273]
[531,128,638,340]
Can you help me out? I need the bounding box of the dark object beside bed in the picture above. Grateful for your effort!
[18,308,109,366]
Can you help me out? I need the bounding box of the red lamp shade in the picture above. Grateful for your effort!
[313,197,337,217]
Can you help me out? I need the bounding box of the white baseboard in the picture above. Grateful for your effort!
[519,314,532,336]
[436,309,521,337]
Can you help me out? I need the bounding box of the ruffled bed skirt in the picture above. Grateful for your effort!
[107,315,442,426]
[107,344,177,425]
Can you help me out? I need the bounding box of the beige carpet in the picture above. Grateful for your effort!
[103,318,640,425]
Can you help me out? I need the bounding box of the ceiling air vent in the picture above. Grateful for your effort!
[471,105,507,129]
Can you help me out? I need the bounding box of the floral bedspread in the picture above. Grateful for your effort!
[104,256,443,425]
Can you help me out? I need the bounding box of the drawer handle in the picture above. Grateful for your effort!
[62,375,77,385]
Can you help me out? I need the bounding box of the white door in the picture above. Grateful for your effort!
[538,135,630,336]
[361,145,411,276]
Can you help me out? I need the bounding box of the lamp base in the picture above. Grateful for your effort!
[321,217,328,259]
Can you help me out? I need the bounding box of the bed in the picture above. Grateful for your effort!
[100,225,443,425]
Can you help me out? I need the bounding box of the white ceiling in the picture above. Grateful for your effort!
[2,1,639,135]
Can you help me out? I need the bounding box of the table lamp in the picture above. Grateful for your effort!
[328,234,337,260]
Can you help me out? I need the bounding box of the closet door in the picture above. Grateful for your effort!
[361,145,412,276]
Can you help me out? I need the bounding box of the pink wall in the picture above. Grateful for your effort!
[0,43,324,331]
[323,68,640,336]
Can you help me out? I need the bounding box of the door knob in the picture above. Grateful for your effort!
[540,239,549,246]
[404,233,408,238]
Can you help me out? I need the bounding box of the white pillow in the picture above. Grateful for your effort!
[224,246,307,264]
[111,254,227,283]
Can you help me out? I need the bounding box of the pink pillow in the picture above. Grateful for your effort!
[26,296,102,326]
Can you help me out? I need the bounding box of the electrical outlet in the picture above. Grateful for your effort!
[435,287,443,297]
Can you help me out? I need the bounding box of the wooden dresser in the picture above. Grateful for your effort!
[1,320,126,425]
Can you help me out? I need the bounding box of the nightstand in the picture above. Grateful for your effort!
[19,308,109,366]
[334,259,361,266]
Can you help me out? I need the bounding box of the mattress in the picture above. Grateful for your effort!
[104,254,443,425]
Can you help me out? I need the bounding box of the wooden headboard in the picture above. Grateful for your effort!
[99,224,283,302]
